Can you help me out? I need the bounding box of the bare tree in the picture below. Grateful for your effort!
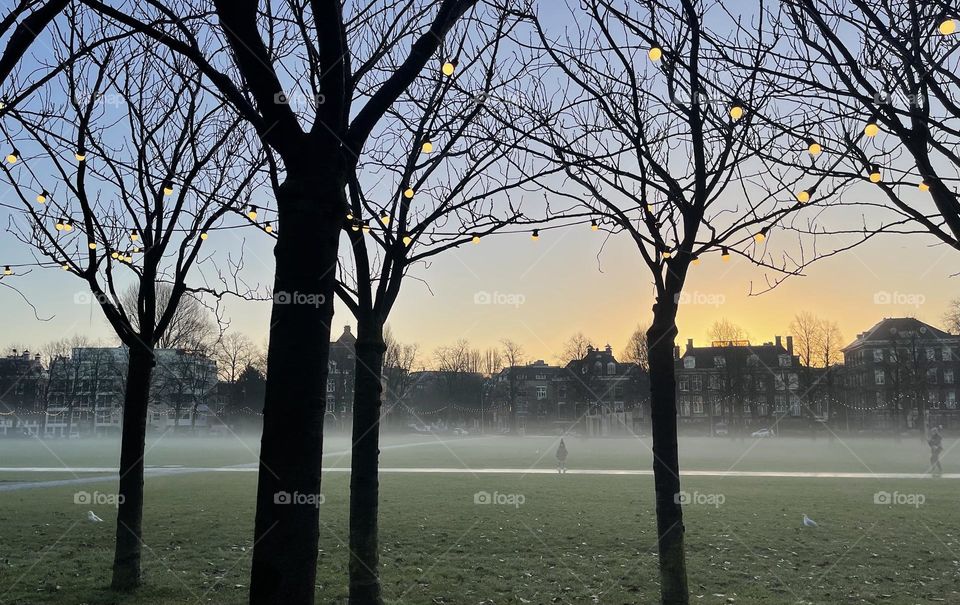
[121,284,217,353]
[622,324,650,372]
[944,299,960,334]
[789,312,820,367]
[213,332,256,384]
[558,332,594,364]
[518,1,850,601]
[0,1,69,85]
[707,319,750,343]
[1,28,260,589]
[481,347,503,376]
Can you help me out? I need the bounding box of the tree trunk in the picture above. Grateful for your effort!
[249,177,341,605]
[348,317,387,605]
[110,344,155,591]
[647,299,689,605]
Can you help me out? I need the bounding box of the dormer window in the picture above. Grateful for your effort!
[683,356,696,369]
[607,362,616,375]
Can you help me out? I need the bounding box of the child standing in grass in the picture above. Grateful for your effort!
[556,439,568,474]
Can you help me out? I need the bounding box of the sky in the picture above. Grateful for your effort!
[0,2,957,367]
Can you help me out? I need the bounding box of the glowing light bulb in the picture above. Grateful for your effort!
[421,140,433,154]
[404,188,414,199]
[940,18,956,35]
[88,242,97,250]
[531,229,540,241]
[6,149,19,164]
[63,220,73,232]
[346,211,354,220]
[796,188,812,203]
[380,213,391,226]
[362,221,371,234]
[442,60,456,76]
[200,232,208,240]
[919,181,930,191]
[869,165,881,183]
[3,266,11,276]
[864,122,879,137]
[75,150,86,161]
[648,46,663,62]
[807,140,822,156]
[247,206,258,220]
[264,222,274,233]
[662,251,672,259]
[36,190,48,204]
[754,231,766,243]
[130,230,139,242]
[472,235,480,244]
[111,251,119,259]
[692,256,701,266]
[55,218,65,231]
[351,222,360,232]
[163,180,174,196]
[62,263,70,271]
[402,235,412,246]
[591,220,599,231]
[721,247,731,262]
[730,105,744,120]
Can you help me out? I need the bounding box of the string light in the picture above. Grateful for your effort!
[36,190,48,204]
[62,263,69,271]
[691,256,701,266]
[380,212,391,226]
[3,266,11,276]
[648,46,663,62]
[868,164,882,183]
[662,251,672,259]
[200,232,208,240]
[590,219,599,231]
[754,228,768,243]
[350,222,360,232]
[247,205,258,220]
[132,246,140,253]
[6,149,19,164]
[421,139,433,154]
[940,18,957,35]
[919,181,930,192]
[442,59,457,76]
[796,187,814,203]
[162,180,174,196]
[346,211,354,220]
[729,104,744,121]
[88,242,97,250]
[864,121,880,137]
[402,234,413,246]
[63,219,73,232]
[806,139,822,156]
[111,251,120,259]
[472,234,481,244]
[264,222,274,234]
[75,149,86,161]
[130,229,139,242]
[531,229,540,241]
[404,188,415,199]
[721,247,731,262]
[55,218,65,231]
[362,220,371,234]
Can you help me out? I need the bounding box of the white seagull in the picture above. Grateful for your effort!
[802,514,818,528]
[87,511,104,523]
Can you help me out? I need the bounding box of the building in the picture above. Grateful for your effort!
[0,349,45,436]
[327,325,357,423]
[841,317,960,431]
[674,336,806,433]
[43,346,217,437]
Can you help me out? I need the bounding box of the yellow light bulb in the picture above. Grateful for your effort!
[36,191,47,204]
[421,140,433,154]
[265,223,274,233]
[730,105,744,120]
[380,214,391,226]
[3,266,12,276]
[200,232,208,240]
[404,188,414,199]
[402,235,412,246]
[247,208,257,220]
[808,142,822,156]
[130,231,139,242]
[163,186,174,196]
[6,152,18,164]
[864,122,879,137]
[648,47,663,62]
[869,170,881,183]
[797,189,810,203]
[940,18,956,35]
[111,251,119,259]
[722,250,731,262]
[75,151,86,161]
[472,235,480,244]
[591,221,599,231]
[62,264,70,271]
[662,251,672,259]
[754,232,766,243]
[64,222,73,232]
[531,230,539,241]
[692,257,701,266]
[442,61,456,76]
[919,181,930,192]
[88,242,97,250]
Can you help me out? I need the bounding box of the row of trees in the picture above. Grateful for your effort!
[2,1,960,604]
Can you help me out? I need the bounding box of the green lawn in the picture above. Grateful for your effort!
[2,435,958,604]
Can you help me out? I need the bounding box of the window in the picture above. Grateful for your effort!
[927,348,936,361]
[778,355,792,368]
[775,375,785,391]
[678,377,689,392]
[875,369,885,385]
[713,356,726,368]
[944,347,953,361]
[948,392,957,410]
[790,395,801,417]
[788,373,799,390]
[873,349,884,363]
[692,396,704,416]
[607,362,616,376]
[746,354,759,367]
[756,377,766,391]
[683,356,696,369]
[945,370,954,385]
[875,391,885,405]
[535,373,547,380]
[691,375,703,391]
[927,368,938,384]
[709,374,721,390]
[536,386,547,400]
[775,394,787,413]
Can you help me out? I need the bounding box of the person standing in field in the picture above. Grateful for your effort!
[556,438,568,474]
[928,426,943,477]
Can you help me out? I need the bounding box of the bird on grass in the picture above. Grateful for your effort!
[87,511,104,523]
[802,514,818,528]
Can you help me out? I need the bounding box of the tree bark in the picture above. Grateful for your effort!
[110,344,155,591]
[249,177,340,605]
[348,317,387,605]
[647,298,689,605]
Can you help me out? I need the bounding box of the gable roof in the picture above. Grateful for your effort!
[843,317,956,351]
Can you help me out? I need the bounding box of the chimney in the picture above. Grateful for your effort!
[343,325,352,335]
[22,350,30,359]
[673,345,680,360]
[687,338,694,350]
[786,336,794,355]
[604,344,612,354]
[775,336,782,349]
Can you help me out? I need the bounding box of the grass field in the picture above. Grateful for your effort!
[1,434,958,604]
